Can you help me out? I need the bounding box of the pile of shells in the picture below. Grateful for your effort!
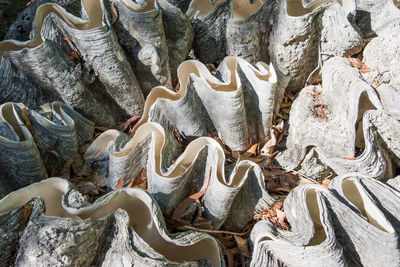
[1,0,400,266]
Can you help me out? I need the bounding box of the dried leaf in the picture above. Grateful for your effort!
[243,143,259,157]
[110,3,118,25]
[122,115,142,132]
[115,178,124,189]
[58,158,73,179]
[78,182,99,196]
[95,126,112,132]
[71,155,84,174]
[234,235,250,258]
[21,204,32,226]
[172,169,211,221]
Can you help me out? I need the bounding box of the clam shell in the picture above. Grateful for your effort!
[277,57,383,174]
[226,0,272,64]
[361,20,400,119]
[0,178,223,266]
[108,0,194,92]
[269,0,362,91]
[156,0,194,85]
[85,122,276,231]
[133,56,279,151]
[0,102,94,198]
[188,0,274,64]
[250,173,400,266]
[0,0,147,126]
[355,0,400,37]
[108,0,172,94]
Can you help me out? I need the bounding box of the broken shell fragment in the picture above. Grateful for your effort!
[84,122,276,231]
[0,178,223,266]
[250,173,400,266]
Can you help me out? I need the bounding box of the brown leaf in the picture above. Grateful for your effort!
[21,203,32,226]
[71,155,84,174]
[174,83,180,92]
[110,3,118,24]
[244,143,259,157]
[58,158,73,179]
[130,169,147,190]
[234,235,250,258]
[78,182,99,196]
[172,169,211,221]
[95,126,112,132]
[115,178,124,189]
[122,115,142,132]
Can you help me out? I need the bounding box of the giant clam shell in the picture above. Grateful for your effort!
[269,0,362,91]
[85,122,276,231]
[0,0,146,126]
[109,0,193,92]
[361,18,400,120]
[250,173,400,266]
[0,101,94,198]
[355,0,400,37]
[276,56,391,177]
[0,178,223,266]
[132,56,279,151]
[187,0,273,64]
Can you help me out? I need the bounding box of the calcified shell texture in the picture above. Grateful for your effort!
[1,0,400,266]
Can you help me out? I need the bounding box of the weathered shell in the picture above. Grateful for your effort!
[0,0,146,126]
[3,0,81,41]
[165,0,191,12]
[355,0,400,38]
[0,178,223,266]
[361,18,400,119]
[108,0,193,93]
[276,57,388,177]
[269,0,362,92]
[133,56,279,151]
[0,102,94,198]
[250,173,400,266]
[84,122,276,231]
[187,0,274,64]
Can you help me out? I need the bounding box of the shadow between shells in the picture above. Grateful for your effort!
[1,0,400,266]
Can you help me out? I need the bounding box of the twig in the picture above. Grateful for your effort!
[182,225,250,237]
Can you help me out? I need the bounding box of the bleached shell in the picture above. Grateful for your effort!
[0,102,94,198]
[276,57,383,173]
[133,56,279,151]
[269,0,362,91]
[84,122,276,231]
[250,174,400,266]
[0,178,223,266]
[361,20,400,119]
[355,0,400,37]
